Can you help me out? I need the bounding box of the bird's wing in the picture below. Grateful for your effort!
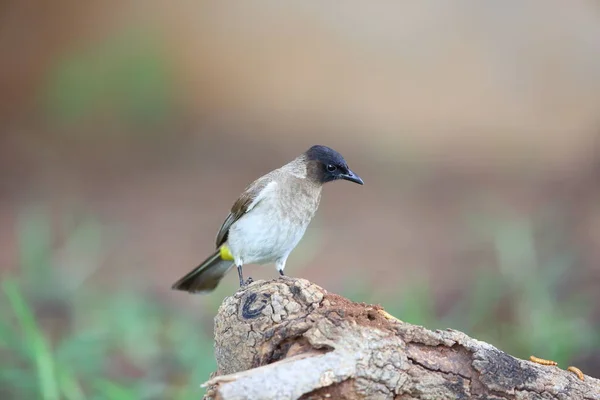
[215,176,277,248]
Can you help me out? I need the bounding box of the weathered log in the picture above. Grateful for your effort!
[201,277,599,400]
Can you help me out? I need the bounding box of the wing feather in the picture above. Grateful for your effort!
[215,177,276,247]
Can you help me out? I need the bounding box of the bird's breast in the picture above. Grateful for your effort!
[227,183,321,265]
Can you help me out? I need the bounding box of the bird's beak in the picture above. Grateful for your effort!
[340,168,364,185]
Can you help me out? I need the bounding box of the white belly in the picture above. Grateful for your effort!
[226,201,311,265]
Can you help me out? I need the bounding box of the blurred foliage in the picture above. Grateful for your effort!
[41,28,175,129]
[1,208,215,400]
[341,212,599,369]
[2,3,599,398]
[2,206,598,399]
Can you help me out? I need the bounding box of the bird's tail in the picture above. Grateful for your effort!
[171,249,234,293]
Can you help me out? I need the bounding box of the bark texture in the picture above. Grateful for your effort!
[201,277,599,400]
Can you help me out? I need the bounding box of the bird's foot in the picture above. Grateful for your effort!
[278,270,285,276]
[237,265,250,287]
[278,271,294,282]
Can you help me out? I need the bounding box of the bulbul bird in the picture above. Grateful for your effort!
[171,145,364,293]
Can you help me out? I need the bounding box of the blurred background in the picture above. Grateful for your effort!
[2,1,600,398]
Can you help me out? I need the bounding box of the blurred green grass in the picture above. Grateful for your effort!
[2,207,598,400]
[1,209,216,400]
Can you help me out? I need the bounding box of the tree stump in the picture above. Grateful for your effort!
[201,277,599,400]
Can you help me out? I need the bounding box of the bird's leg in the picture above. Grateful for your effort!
[237,265,245,287]
[276,259,287,278]
[237,265,253,287]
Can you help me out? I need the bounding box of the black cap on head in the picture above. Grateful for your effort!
[305,145,347,165]
[305,145,364,185]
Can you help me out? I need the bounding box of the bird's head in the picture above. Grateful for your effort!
[305,145,364,185]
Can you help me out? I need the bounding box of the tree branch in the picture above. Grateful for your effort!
[201,277,599,400]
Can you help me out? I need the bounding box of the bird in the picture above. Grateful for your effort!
[171,145,364,294]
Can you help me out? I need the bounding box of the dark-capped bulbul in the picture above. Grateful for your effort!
[171,145,364,293]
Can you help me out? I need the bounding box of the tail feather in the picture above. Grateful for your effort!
[171,250,234,293]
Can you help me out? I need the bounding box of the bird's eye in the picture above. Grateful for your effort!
[326,164,337,172]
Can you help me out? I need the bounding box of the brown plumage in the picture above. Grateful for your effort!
[215,176,272,248]
[171,145,363,294]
